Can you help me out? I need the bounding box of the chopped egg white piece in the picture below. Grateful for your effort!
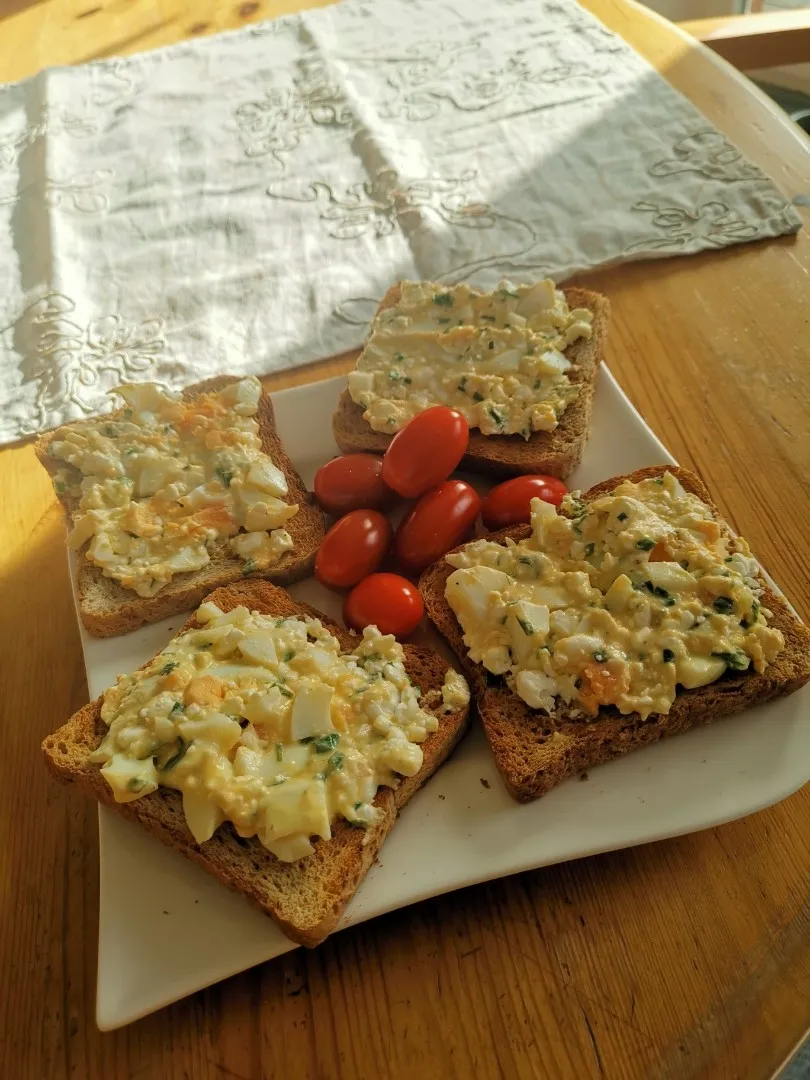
[347,279,593,438]
[48,377,298,596]
[444,471,784,720]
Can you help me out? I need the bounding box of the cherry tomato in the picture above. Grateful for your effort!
[344,574,424,638]
[315,510,393,590]
[395,480,482,573]
[381,407,469,499]
[313,454,396,517]
[481,475,568,531]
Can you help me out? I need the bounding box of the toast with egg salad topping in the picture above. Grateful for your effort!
[41,581,470,947]
[419,466,810,802]
[35,375,324,638]
[333,279,610,479]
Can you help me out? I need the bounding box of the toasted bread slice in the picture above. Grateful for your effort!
[419,465,810,802]
[333,283,610,479]
[41,581,470,947]
[35,376,325,638]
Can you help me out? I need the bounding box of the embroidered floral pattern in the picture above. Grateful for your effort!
[9,294,171,433]
[0,169,114,212]
[235,57,353,170]
[267,166,499,241]
[364,39,605,121]
[627,200,762,252]
[0,109,97,176]
[649,132,763,183]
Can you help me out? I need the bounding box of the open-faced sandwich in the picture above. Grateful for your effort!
[41,581,470,946]
[420,465,810,800]
[333,278,610,478]
[35,375,324,637]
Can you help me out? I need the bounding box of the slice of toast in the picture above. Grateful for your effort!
[419,465,810,802]
[35,376,325,638]
[41,580,470,947]
[333,283,610,479]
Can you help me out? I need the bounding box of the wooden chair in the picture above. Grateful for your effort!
[679,9,810,70]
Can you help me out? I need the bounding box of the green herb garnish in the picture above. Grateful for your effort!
[472,391,484,403]
[516,616,535,636]
[712,650,749,670]
[242,557,257,576]
[313,732,340,753]
[162,738,188,771]
[128,776,147,792]
[282,650,296,662]
[457,376,468,392]
[393,352,404,362]
[324,751,344,776]
[388,370,411,384]
[487,407,504,426]
[662,649,675,663]
[584,543,595,557]
[593,650,608,663]
[159,661,178,676]
[170,701,185,717]
[433,292,453,307]
[712,596,734,614]
[55,481,66,494]
[636,537,655,551]
[617,512,627,522]
[215,465,234,487]
[275,743,284,761]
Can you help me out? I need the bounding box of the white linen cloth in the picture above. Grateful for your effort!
[0,0,800,441]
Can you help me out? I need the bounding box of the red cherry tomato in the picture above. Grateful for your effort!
[481,475,568,531]
[344,574,424,638]
[381,407,469,499]
[395,480,482,573]
[313,454,396,517]
[315,510,393,590]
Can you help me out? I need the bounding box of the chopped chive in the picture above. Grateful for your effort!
[636,537,655,551]
[712,596,734,614]
[712,650,748,670]
[662,649,675,663]
[313,732,340,753]
[433,292,453,307]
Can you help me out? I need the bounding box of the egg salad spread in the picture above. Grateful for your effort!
[444,471,784,720]
[347,279,593,438]
[92,600,466,862]
[48,377,298,597]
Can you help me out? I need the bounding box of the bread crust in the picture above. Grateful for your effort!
[419,465,810,801]
[41,580,470,947]
[35,376,325,638]
[333,283,610,479]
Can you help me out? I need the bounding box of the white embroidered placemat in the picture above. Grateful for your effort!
[0,0,801,441]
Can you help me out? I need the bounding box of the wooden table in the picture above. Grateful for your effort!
[2,2,809,1078]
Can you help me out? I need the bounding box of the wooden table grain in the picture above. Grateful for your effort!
[1,2,809,1078]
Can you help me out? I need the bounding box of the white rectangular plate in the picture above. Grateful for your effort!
[77,368,810,1030]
